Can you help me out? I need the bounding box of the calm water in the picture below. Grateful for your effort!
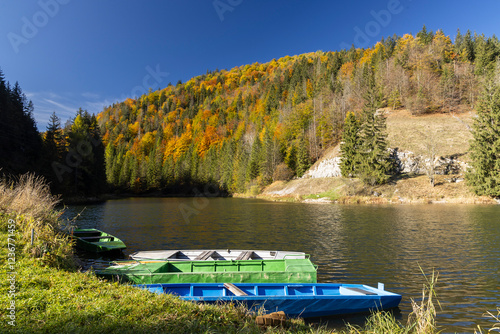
[62,197,500,333]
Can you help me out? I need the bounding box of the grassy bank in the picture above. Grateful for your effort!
[257,174,497,205]
[2,173,486,333]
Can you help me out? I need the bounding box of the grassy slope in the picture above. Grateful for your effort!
[386,109,473,160]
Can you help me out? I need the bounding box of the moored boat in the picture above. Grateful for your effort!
[96,258,317,284]
[71,228,126,253]
[135,282,402,318]
[129,249,307,261]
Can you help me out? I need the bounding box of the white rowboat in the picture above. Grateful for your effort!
[129,249,307,261]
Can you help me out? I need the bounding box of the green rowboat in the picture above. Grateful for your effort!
[96,258,317,284]
[71,228,126,253]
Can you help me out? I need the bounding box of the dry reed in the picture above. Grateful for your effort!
[0,173,75,269]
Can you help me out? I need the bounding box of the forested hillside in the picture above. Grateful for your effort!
[2,27,499,198]
[97,27,500,194]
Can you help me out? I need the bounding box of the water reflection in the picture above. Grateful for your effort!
[62,199,500,333]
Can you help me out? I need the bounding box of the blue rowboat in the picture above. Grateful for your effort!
[135,282,402,318]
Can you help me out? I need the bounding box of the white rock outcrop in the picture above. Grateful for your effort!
[302,157,342,178]
[302,149,468,179]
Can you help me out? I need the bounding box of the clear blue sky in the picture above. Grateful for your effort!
[1,0,499,130]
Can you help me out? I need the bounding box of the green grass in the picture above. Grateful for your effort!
[303,188,342,201]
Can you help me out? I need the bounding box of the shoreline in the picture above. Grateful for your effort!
[238,174,499,205]
[60,174,499,206]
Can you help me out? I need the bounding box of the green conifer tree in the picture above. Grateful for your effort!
[466,78,500,197]
[340,112,360,177]
[296,135,311,178]
[356,71,391,185]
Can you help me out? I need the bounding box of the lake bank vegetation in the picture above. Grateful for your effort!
[1,27,500,202]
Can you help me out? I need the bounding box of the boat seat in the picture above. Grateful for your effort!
[194,250,216,260]
[73,231,101,236]
[235,251,255,261]
[224,283,248,296]
[342,287,377,295]
[79,236,114,241]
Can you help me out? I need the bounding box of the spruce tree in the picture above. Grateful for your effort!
[247,136,262,181]
[466,78,500,197]
[340,112,360,177]
[42,112,64,191]
[296,135,311,178]
[356,71,391,185]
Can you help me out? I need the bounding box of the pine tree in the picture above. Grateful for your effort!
[296,135,311,178]
[416,25,434,45]
[146,146,161,189]
[43,112,63,162]
[466,78,500,197]
[340,112,360,177]
[42,112,65,191]
[356,71,391,185]
[247,136,262,181]
[463,30,475,62]
[284,144,297,174]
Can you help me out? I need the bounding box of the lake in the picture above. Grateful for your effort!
[62,197,500,333]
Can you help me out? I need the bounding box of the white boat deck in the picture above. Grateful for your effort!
[129,249,306,261]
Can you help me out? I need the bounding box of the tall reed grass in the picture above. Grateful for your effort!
[344,269,440,334]
[0,173,74,268]
[407,269,440,334]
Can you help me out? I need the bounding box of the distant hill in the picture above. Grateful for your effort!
[97,27,500,195]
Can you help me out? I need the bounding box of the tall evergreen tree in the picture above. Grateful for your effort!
[356,71,391,185]
[340,112,360,177]
[466,78,500,197]
[42,112,64,191]
[296,135,311,178]
[247,136,262,181]
[417,25,434,45]
[463,30,475,62]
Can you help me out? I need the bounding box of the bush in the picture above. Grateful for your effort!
[273,163,294,181]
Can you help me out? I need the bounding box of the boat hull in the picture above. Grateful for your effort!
[135,283,402,318]
[71,228,126,253]
[97,258,317,284]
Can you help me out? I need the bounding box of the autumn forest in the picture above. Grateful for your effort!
[1,27,499,199]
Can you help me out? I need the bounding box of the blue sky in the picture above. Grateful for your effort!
[1,0,499,130]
